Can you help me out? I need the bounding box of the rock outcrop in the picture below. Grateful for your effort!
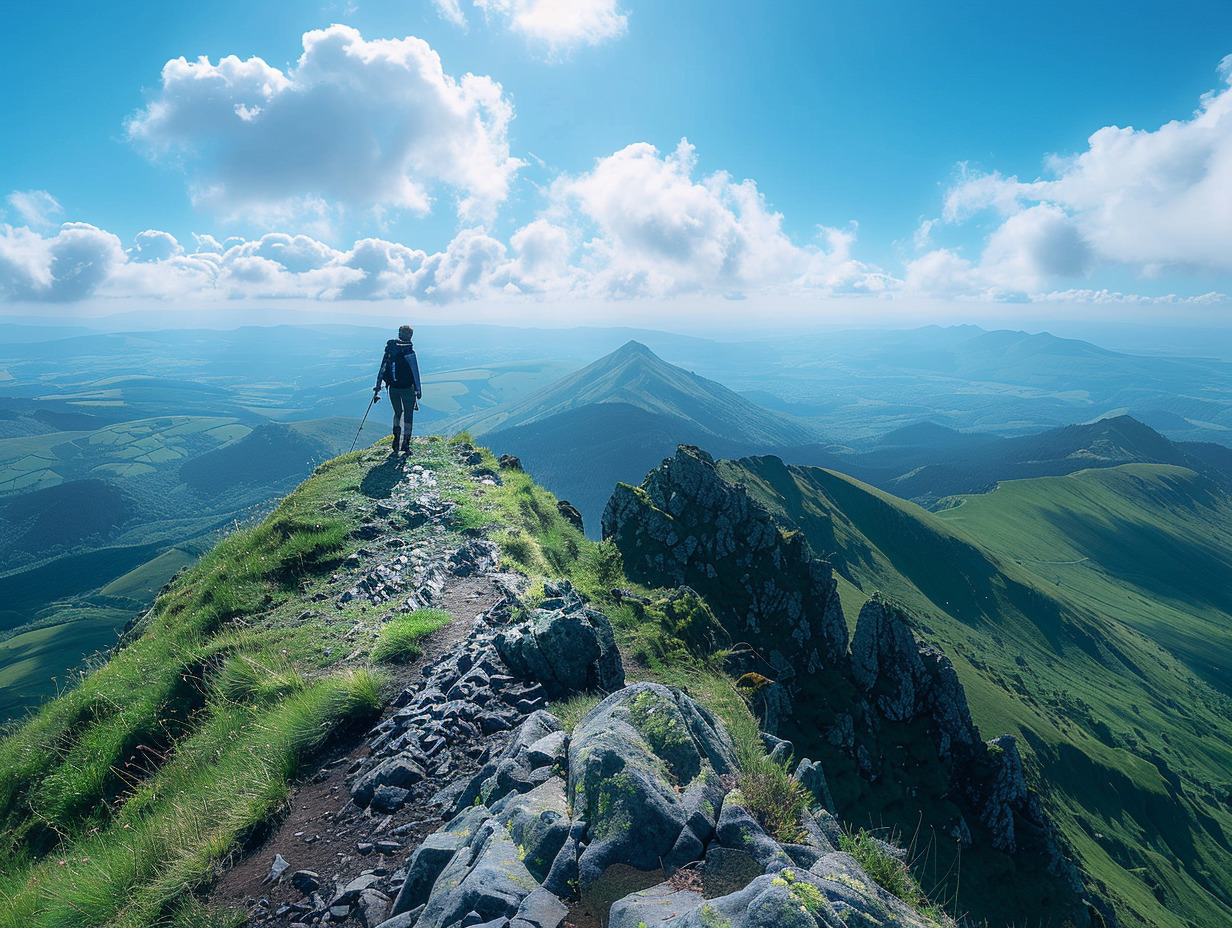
[493,583,624,699]
[254,558,953,928]
[569,682,738,885]
[602,445,1090,923]
[850,597,981,768]
[603,446,848,675]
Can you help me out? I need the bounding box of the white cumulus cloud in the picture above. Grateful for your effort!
[0,223,126,302]
[925,55,1232,295]
[546,139,885,298]
[127,25,522,223]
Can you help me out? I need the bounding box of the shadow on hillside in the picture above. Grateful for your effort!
[360,454,402,499]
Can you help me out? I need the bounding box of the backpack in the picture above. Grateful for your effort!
[383,341,416,388]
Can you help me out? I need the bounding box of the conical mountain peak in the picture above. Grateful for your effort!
[455,340,817,447]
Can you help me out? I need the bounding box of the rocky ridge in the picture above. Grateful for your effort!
[218,444,960,928]
[242,601,950,928]
[603,446,1091,921]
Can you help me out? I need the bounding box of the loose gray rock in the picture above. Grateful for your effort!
[267,853,291,883]
[352,755,426,807]
[510,887,568,928]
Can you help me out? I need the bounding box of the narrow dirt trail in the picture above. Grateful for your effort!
[209,444,525,926]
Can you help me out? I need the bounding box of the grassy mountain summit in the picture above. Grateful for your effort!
[712,454,1232,928]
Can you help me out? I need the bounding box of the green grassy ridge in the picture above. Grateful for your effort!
[0,437,486,926]
[719,455,1232,928]
[935,464,1232,693]
[0,432,701,928]
[0,432,991,928]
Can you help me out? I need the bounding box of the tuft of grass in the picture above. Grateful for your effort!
[644,662,807,845]
[371,609,453,663]
[839,828,954,926]
[735,752,808,845]
[550,692,604,734]
[210,650,307,704]
[610,592,729,675]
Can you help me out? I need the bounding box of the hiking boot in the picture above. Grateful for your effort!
[400,434,412,453]
[391,427,401,452]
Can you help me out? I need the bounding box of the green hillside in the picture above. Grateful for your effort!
[936,465,1232,693]
[0,416,359,723]
[717,456,1232,928]
[0,435,804,928]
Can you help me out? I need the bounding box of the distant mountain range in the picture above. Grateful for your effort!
[2,320,1229,722]
[459,340,827,532]
[464,340,1232,534]
[804,413,1232,506]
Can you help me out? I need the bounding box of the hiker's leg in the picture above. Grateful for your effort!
[389,389,405,446]
[390,388,414,451]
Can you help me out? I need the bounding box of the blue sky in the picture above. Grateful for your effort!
[1,0,1230,329]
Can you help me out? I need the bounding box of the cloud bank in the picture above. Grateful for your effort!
[127,25,521,224]
[910,55,1232,297]
[0,138,896,305]
[8,55,1232,311]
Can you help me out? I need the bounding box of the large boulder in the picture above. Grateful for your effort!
[494,581,624,698]
[568,682,738,889]
[411,815,541,928]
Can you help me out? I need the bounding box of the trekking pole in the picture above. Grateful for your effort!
[348,393,377,453]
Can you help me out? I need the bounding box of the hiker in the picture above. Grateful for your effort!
[373,324,422,453]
